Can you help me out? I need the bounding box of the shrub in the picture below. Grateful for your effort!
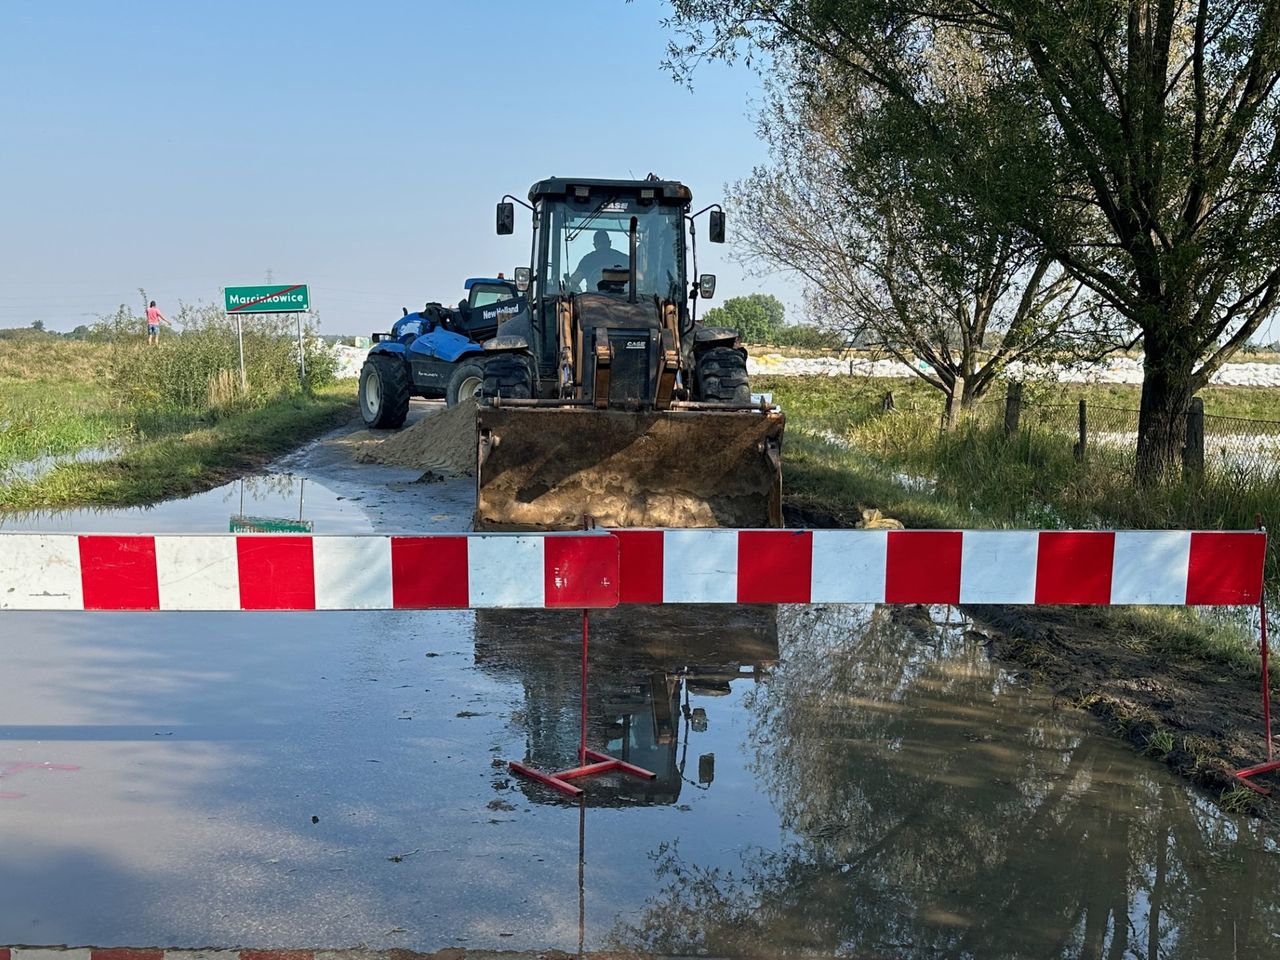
[98,302,335,418]
[767,324,841,351]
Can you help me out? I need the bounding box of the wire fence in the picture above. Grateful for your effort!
[961,393,1280,484]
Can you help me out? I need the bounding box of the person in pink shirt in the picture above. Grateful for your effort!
[145,300,171,346]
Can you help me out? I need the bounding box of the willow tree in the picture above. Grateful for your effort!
[666,1,1280,482]
[731,73,1111,408]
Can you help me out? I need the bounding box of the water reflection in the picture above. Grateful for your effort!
[610,603,1280,959]
[0,472,371,533]
[475,605,777,807]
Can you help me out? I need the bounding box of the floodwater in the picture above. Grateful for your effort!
[3,444,126,484]
[1,439,1278,956]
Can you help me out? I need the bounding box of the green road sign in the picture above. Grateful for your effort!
[224,284,310,314]
[229,515,314,533]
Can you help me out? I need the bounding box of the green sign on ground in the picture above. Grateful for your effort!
[224,284,310,314]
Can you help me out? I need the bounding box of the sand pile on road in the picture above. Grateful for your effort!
[356,400,477,476]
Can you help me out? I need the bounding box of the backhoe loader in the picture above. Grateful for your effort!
[475,176,784,530]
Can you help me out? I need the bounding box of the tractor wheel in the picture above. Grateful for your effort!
[359,355,411,429]
[481,354,534,400]
[695,347,751,404]
[446,360,486,407]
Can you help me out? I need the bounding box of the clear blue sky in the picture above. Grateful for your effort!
[0,0,797,334]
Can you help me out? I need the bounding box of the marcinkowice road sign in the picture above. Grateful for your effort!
[224,284,310,313]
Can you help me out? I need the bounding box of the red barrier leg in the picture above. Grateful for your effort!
[580,606,588,766]
[510,608,656,797]
[1235,519,1278,795]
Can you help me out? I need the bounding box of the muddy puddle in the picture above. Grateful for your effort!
[1,469,1278,956]
[0,469,468,535]
[0,474,365,534]
[2,444,126,484]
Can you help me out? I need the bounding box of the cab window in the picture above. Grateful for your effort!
[469,284,512,308]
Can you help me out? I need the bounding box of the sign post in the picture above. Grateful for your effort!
[223,284,312,389]
[236,313,247,390]
[296,313,306,383]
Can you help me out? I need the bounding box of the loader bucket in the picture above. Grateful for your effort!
[475,406,784,530]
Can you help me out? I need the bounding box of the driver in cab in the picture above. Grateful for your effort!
[569,229,629,292]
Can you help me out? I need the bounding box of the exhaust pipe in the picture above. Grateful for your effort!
[628,215,638,304]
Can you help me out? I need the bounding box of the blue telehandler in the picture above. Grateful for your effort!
[358,277,522,428]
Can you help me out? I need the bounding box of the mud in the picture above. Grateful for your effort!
[968,604,1278,807]
[356,399,478,476]
[475,407,784,530]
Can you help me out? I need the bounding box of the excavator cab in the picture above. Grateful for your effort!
[476,176,784,530]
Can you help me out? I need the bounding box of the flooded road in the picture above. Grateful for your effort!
[1,414,1278,956]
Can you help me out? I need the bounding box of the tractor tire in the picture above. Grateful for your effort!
[359,354,411,429]
[446,360,486,407]
[481,354,534,400]
[695,347,751,404]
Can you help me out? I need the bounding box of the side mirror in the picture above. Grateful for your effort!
[699,274,717,300]
[496,201,515,235]
[708,210,726,244]
[514,266,531,293]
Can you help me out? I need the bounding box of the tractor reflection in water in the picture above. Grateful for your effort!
[474,605,777,806]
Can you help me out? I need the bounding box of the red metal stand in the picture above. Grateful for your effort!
[1235,519,1277,795]
[510,607,656,797]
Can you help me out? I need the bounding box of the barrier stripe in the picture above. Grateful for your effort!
[0,529,1264,610]
[616,529,664,603]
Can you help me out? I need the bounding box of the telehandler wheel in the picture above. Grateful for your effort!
[359,354,411,429]
[481,354,534,400]
[695,347,751,404]
[446,360,486,407]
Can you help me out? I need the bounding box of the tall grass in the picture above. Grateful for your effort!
[0,303,343,486]
[0,382,131,474]
[96,302,336,418]
[0,341,130,475]
[1,382,356,509]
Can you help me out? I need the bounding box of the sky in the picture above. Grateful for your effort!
[0,0,795,335]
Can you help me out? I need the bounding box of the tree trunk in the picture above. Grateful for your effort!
[958,369,989,407]
[1136,325,1197,486]
[945,376,965,430]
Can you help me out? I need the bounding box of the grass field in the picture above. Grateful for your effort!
[761,373,1280,423]
[762,374,1280,545]
[0,381,356,509]
[0,341,126,477]
[0,335,356,508]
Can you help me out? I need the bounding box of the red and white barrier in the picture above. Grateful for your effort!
[0,533,619,611]
[0,528,1265,611]
[613,528,1267,606]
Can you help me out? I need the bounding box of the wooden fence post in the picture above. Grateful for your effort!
[1184,396,1205,479]
[1003,381,1023,437]
[881,390,895,412]
[1073,399,1087,460]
